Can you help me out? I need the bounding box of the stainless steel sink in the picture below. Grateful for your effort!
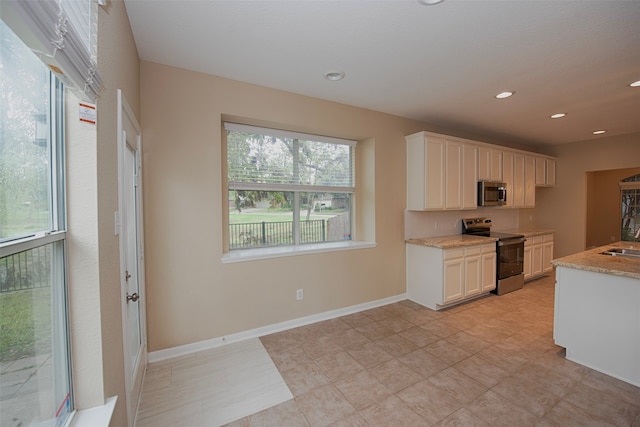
[600,247,640,258]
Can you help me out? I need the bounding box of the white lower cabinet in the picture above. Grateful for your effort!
[443,249,465,303]
[407,243,496,310]
[481,249,497,292]
[523,245,532,279]
[542,235,554,273]
[532,238,544,277]
[524,233,554,281]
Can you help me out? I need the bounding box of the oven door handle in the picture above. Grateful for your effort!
[497,238,526,246]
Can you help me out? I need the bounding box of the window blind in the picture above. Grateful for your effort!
[225,122,356,192]
[0,0,103,101]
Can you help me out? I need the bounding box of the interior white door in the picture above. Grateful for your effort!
[118,90,146,427]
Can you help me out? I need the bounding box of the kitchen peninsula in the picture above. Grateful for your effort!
[552,242,640,387]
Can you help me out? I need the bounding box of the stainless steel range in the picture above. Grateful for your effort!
[463,217,526,295]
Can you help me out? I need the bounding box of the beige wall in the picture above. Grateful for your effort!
[586,167,640,248]
[521,132,640,258]
[65,1,139,425]
[97,1,140,424]
[140,62,439,352]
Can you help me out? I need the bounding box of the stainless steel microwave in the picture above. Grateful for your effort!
[478,181,507,206]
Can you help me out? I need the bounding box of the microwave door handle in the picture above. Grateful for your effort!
[498,186,507,202]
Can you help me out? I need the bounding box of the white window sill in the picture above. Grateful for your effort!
[67,396,117,427]
[221,241,376,263]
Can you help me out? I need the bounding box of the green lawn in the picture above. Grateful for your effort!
[0,287,51,362]
[229,208,343,224]
[1,205,50,239]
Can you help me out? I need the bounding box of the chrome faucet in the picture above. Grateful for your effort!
[635,227,640,240]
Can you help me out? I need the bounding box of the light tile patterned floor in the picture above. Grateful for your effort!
[135,339,292,427]
[138,274,640,426]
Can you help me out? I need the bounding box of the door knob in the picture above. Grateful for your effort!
[126,293,139,303]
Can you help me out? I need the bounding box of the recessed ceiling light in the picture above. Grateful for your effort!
[417,0,445,5]
[593,130,606,135]
[550,113,566,119]
[630,80,640,87]
[324,71,345,81]
[495,91,514,99]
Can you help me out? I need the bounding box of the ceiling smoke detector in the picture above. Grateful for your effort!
[418,0,446,5]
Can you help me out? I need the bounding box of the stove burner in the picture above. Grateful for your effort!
[462,217,523,240]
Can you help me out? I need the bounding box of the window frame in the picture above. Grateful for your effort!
[222,122,373,261]
[619,175,640,242]
[0,59,73,425]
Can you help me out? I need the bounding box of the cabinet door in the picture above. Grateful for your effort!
[502,151,515,208]
[478,147,502,182]
[535,157,546,186]
[443,258,464,304]
[481,250,497,292]
[523,244,532,280]
[425,137,446,209]
[513,153,525,207]
[462,144,478,209]
[478,146,491,181]
[445,140,462,209]
[524,155,536,207]
[490,149,503,182]
[532,243,543,277]
[543,239,554,273]
[546,159,556,186]
[465,254,482,297]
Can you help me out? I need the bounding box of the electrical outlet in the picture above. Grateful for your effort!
[434,221,438,229]
[296,289,303,300]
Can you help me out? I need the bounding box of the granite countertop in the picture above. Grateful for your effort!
[503,229,555,238]
[552,241,640,280]
[406,234,497,249]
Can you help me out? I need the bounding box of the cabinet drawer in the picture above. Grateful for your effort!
[443,248,465,260]
[543,234,554,243]
[481,243,496,253]
[532,236,544,245]
[465,246,482,256]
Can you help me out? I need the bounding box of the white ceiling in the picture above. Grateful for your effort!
[124,0,640,149]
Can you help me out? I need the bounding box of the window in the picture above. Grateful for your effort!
[0,20,72,427]
[225,123,355,250]
[620,174,640,241]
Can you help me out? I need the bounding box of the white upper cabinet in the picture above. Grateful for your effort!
[462,144,478,210]
[406,132,477,211]
[546,159,556,186]
[478,146,502,182]
[513,153,525,207]
[524,155,536,207]
[535,157,546,186]
[407,131,555,211]
[505,151,535,208]
[406,132,445,210]
[445,140,462,209]
[502,151,515,208]
[535,157,556,187]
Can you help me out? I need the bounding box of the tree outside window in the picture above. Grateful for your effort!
[225,123,355,250]
[620,174,640,241]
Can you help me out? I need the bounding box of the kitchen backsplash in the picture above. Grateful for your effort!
[405,208,520,240]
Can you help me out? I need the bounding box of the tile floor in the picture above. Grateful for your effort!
[138,274,640,426]
[136,339,292,427]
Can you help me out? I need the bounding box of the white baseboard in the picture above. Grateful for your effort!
[148,293,407,363]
